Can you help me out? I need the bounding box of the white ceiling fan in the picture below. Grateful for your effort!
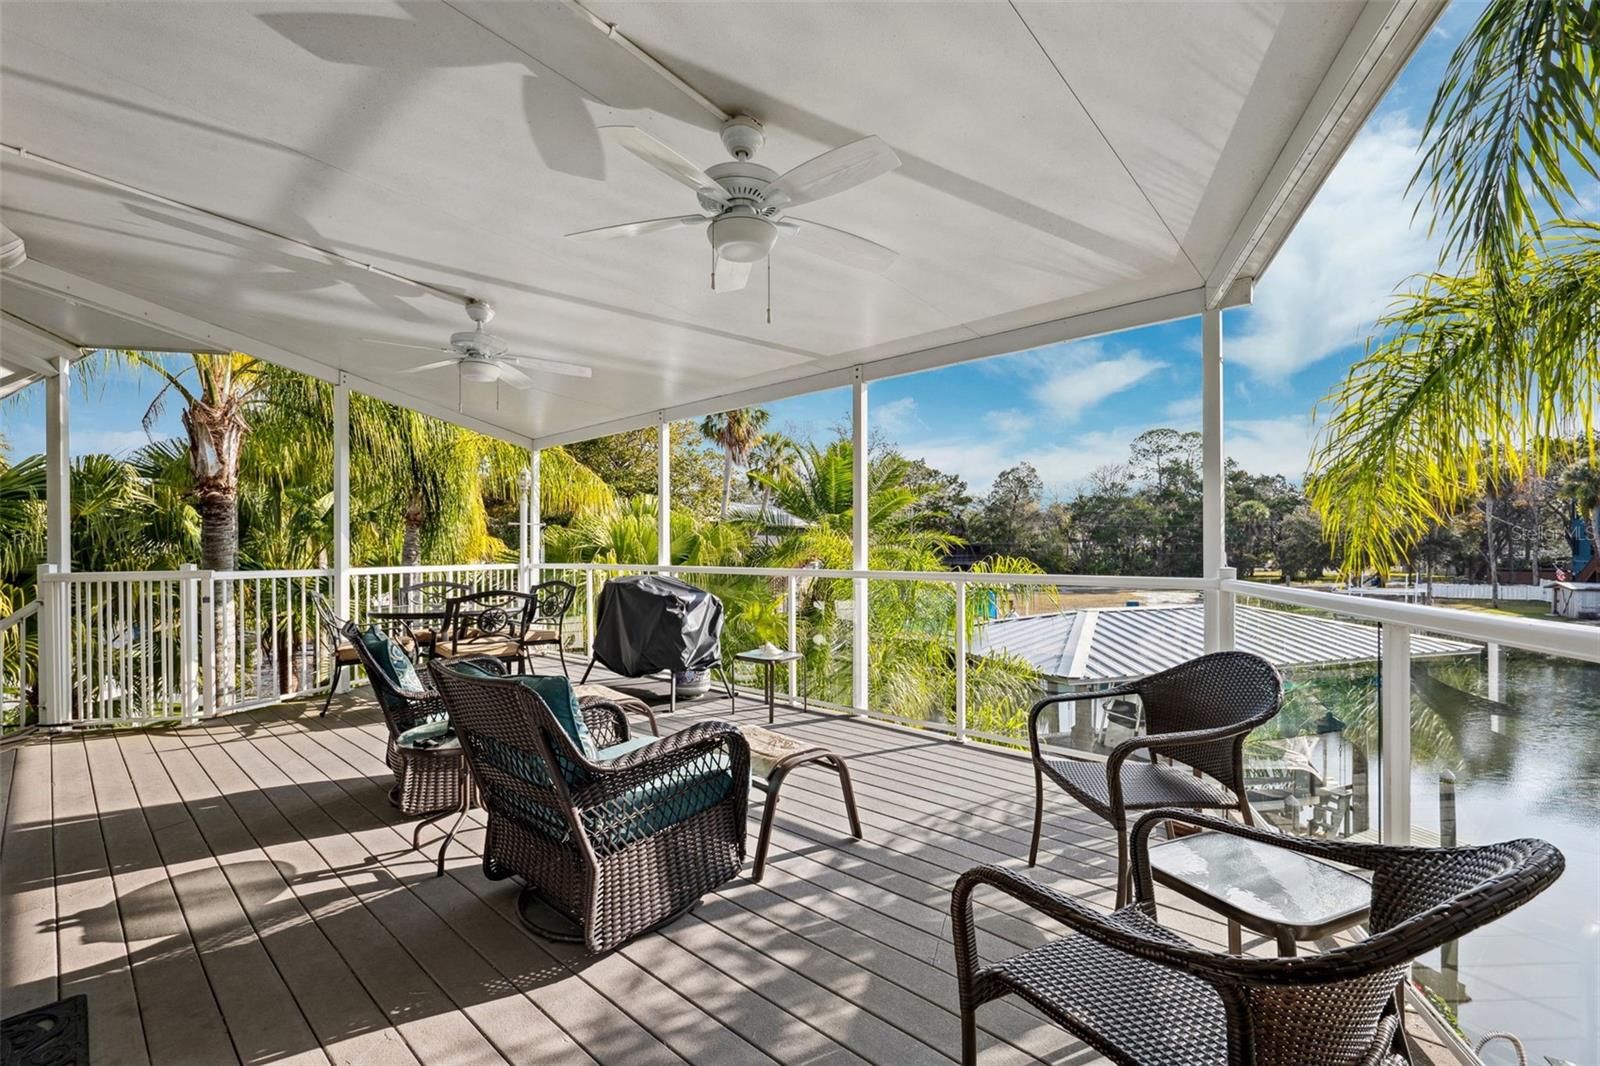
[366,301,592,388]
[567,116,902,291]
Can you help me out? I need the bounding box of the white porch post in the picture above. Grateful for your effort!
[1379,623,1413,844]
[522,450,541,590]
[44,355,72,570]
[851,370,869,710]
[332,373,351,623]
[38,356,72,725]
[1201,307,1228,652]
[656,415,671,568]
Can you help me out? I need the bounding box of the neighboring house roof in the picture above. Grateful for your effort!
[971,603,1479,684]
[725,501,810,529]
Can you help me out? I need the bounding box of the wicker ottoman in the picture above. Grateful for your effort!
[742,725,863,880]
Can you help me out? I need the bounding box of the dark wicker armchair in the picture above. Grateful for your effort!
[955,809,1563,1065]
[430,657,750,953]
[341,619,461,816]
[1029,651,1283,906]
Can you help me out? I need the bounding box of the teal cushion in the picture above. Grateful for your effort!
[579,747,738,853]
[511,675,596,760]
[357,625,422,693]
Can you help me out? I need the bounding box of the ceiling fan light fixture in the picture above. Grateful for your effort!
[460,359,499,383]
[709,214,778,264]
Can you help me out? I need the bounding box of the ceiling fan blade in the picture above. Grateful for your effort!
[566,215,708,241]
[601,126,729,205]
[397,358,461,374]
[780,217,899,273]
[363,338,453,352]
[711,257,751,293]
[765,135,901,208]
[496,363,536,390]
[503,355,593,378]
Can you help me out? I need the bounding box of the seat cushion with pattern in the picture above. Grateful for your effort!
[447,636,523,659]
[520,627,561,643]
[992,905,1227,1065]
[355,625,424,692]
[1044,755,1232,816]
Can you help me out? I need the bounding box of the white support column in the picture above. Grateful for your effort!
[44,355,72,570]
[851,370,869,710]
[524,450,542,590]
[656,415,671,567]
[332,373,351,622]
[954,581,969,741]
[1379,622,1412,844]
[1201,307,1226,652]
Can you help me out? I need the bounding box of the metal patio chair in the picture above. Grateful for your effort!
[1028,651,1283,906]
[954,808,1564,1065]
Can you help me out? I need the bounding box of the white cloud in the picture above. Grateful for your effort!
[984,408,1035,436]
[1228,114,1444,381]
[873,396,922,436]
[1012,338,1166,423]
[1224,417,1316,481]
[1164,396,1202,419]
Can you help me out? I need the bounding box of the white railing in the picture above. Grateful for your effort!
[348,563,520,626]
[1,599,39,734]
[213,569,338,712]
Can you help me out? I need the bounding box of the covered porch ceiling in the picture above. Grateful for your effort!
[0,1,1441,447]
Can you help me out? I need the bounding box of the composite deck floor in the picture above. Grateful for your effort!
[3,658,1455,1065]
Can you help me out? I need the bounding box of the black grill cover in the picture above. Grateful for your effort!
[591,575,724,677]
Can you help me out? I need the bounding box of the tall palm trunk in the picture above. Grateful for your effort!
[720,452,734,519]
[402,494,424,566]
[185,398,247,705]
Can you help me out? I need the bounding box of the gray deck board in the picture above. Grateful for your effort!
[0,657,1461,1064]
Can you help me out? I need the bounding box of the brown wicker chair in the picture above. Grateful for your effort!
[1029,651,1283,906]
[342,619,462,816]
[430,656,750,953]
[955,809,1563,1066]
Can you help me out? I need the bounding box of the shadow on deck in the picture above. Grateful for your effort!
[1,656,1456,1065]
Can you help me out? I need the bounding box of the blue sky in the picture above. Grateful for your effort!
[5,3,1498,497]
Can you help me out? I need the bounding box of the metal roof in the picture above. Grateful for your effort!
[973,603,1479,683]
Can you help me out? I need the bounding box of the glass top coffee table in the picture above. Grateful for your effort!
[1147,829,1372,956]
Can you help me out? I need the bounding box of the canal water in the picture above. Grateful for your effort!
[1403,649,1600,1064]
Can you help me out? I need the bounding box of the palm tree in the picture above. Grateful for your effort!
[115,351,266,572]
[1309,3,1599,574]
[1561,460,1600,561]
[700,408,769,519]
[745,432,798,512]
[1308,236,1600,575]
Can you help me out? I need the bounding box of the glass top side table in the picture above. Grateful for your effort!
[1147,829,1372,956]
[734,645,804,724]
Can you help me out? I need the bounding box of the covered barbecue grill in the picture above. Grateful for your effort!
[581,575,735,711]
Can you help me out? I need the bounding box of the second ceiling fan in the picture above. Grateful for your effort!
[568,116,902,291]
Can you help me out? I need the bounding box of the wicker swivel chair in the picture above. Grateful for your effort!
[519,580,577,676]
[1029,651,1283,906]
[954,809,1563,1065]
[430,657,750,953]
[341,620,462,815]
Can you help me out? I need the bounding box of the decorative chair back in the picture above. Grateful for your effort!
[1240,838,1559,1064]
[429,659,587,844]
[441,589,535,652]
[339,620,441,737]
[394,578,471,608]
[1125,650,1282,783]
[529,580,577,627]
[311,589,347,645]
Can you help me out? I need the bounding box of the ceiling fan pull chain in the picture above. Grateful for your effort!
[767,253,772,325]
